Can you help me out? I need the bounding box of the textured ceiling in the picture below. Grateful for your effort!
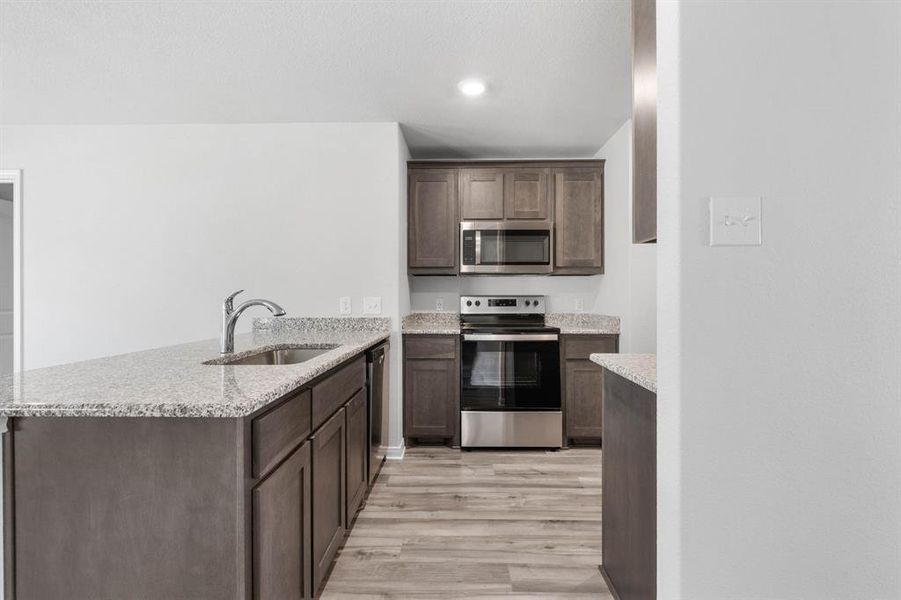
[0,1,631,158]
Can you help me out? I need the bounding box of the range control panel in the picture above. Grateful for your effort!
[460,295,546,315]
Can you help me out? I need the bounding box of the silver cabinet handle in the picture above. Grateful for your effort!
[462,334,558,342]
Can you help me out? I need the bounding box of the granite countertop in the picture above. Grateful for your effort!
[0,317,391,418]
[401,312,620,335]
[401,312,461,334]
[545,313,620,335]
[589,353,656,393]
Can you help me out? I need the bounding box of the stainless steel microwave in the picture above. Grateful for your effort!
[460,221,553,274]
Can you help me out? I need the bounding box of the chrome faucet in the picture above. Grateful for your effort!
[220,290,286,354]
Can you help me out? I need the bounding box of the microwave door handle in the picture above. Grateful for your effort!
[475,230,481,265]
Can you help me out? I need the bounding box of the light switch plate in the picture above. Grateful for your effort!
[363,296,382,315]
[435,298,445,311]
[339,296,351,315]
[709,197,762,246]
[575,298,584,312]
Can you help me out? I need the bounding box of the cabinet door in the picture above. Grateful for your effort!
[403,341,458,440]
[408,169,458,273]
[564,361,605,441]
[553,167,604,273]
[460,169,505,220]
[345,388,368,524]
[505,168,549,220]
[253,441,312,600]
[311,408,346,595]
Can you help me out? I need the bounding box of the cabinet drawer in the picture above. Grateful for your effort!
[312,356,366,430]
[563,335,618,360]
[404,336,457,360]
[252,389,312,479]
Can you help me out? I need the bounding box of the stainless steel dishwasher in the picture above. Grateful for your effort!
[367,341,389,484]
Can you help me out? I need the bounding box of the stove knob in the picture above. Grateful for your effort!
[466,300,472,307]
[475,300,481,307]
[524,300,531,307]
[533,299,540,307]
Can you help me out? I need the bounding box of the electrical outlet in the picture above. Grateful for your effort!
[339,296,351,315]
[575,298,584,312]
[363,296,382,315]
[435,298,445,311]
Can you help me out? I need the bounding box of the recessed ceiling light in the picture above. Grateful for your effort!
[458,79,486,97]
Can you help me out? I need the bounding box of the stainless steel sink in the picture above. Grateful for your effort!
[219,346,338,366]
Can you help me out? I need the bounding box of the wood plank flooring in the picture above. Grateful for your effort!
[321,447,611,599]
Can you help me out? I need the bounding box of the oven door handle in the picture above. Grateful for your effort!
[462,333,559,342]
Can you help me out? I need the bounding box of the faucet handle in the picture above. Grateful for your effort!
[223,289,244,313]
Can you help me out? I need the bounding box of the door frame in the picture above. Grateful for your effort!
[0,170,22,373]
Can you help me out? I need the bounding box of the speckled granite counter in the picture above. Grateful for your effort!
[401,312,461,334]
[589,353,656,393]
[401,311,620,335]
[546,313,620,335]
[0,317,390,418]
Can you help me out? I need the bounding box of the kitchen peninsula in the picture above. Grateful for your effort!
[0,317,390,600]
[590,353,657,600]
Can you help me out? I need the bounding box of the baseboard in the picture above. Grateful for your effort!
[386,442,405,460]
[598,565,622,600]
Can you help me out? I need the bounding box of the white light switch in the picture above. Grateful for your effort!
[435,298,445,311]
[709,197,762,246]
[363,296,382,315]
[339,296,352,315]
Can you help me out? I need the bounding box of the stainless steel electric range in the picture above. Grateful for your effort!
[459,295,562,448]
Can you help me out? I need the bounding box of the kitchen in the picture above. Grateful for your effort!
[0,2,898,600]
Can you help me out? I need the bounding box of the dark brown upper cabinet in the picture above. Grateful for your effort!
[408,160,603,276]
[460,169,505,220]
[553,167,604,274]
[408,168,458,274]
[505,168,550,220]
[632,0,657,243]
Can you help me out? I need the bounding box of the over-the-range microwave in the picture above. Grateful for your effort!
[460,220,553,274]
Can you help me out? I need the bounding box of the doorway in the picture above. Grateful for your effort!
[0,171,21,375]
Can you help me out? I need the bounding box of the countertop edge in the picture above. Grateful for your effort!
[589,353,657,393]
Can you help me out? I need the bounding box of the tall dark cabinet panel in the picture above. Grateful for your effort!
[344,388,368,524]
[311,408,346,596]
[562,334,619,445]
[408,169,458,274]
[553,167,605,274]
[403,335,459,445]
[632,0,657,243]
[253,441,312,600]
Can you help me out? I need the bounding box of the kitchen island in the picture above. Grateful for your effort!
[0,317,390,600]
[590,353,657,600]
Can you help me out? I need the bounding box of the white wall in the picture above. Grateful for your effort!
[408,120,656,353]
[594,120,656,353]
[657,2,901,598]
[1,122,412,451]
[0,184,12,375]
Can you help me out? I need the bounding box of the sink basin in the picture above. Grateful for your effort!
[219,346,338,366]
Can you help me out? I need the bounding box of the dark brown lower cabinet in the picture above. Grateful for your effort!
[3,350,377,600]
[600,370,657,600]
[403,335,459,446]
[253,441,312,600]
[561,334,619,445]
[345,387,368,523]
[311,407,346,596]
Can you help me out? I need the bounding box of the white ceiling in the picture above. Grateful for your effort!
[0,1,631,158]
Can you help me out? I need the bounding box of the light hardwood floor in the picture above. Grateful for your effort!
[321,447,611,599]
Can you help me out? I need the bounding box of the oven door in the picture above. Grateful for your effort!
[460,221,553,274]
[460,333,561,411]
